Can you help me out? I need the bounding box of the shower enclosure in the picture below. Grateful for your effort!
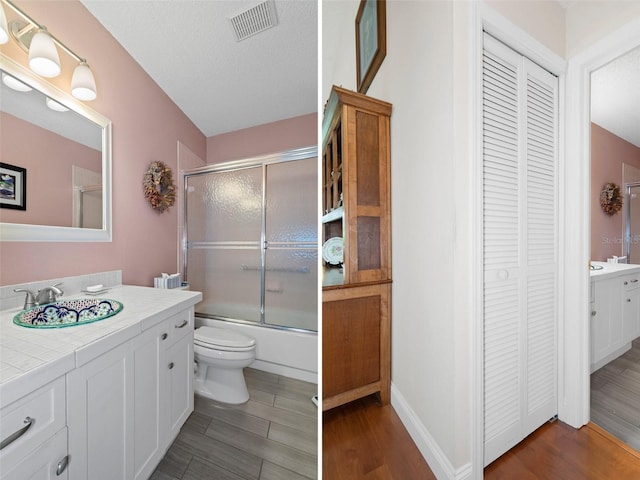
[183,147,318,332]
[625,183,640,263]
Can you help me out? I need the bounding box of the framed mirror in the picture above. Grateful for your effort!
[0,53,112,242]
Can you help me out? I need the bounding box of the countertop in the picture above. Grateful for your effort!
[590,261,640,280]
[0,285,202,407]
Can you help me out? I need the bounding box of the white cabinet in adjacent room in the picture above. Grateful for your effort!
[622,274,640,343]
[591,271,640,373]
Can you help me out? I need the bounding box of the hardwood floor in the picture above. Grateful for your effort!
[322,395,436,479]
[485,421,640,479]
[323,394,640,479]
[591,339,640,452]
[151,368,318,480]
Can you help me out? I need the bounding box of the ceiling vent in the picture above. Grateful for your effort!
[228,0,278,42]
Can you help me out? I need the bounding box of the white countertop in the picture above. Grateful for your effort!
[0,285,202,407]
[590,261,640,279]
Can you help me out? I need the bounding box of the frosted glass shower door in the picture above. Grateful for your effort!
[264,158,318,331]
[627,185,640,263]
[185,167,263,322]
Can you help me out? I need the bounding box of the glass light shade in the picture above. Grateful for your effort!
[29,29,61,77]
[2,73,32,92]
[71,62,97,100]
[46,97,69,112]
[0,4,8,45]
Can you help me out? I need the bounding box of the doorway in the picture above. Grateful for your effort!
[589,44,640,451]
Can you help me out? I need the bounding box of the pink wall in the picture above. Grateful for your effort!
[591,123,640,261]
[207,113,317,164]
[0,112,101,228]
[0,1,206,286]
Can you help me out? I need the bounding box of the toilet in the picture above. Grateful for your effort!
[193,326,256,404]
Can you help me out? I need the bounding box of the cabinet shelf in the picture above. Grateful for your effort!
[322,206,344,224]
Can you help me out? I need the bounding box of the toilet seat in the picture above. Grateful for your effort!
[194,326,256,352]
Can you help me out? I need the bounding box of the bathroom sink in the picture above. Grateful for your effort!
[13,298,124,328]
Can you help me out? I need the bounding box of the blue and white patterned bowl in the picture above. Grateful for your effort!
[13,298,124,328]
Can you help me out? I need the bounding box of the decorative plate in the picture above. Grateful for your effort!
[14,298,124,328]
[322,237,344,265]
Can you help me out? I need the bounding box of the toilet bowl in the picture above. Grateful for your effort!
[193,326,256,404]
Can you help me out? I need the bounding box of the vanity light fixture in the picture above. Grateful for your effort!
[1,0,97,100]
[2,71,31,91]
[71,61,97,101]
[45,97,69,112]
[28,27,60,77]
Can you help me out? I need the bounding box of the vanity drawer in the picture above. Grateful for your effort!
[164,308,194,347]
[0,376,65,473]
[623,275,640,291]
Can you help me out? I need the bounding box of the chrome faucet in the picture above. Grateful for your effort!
[14,283,64,310]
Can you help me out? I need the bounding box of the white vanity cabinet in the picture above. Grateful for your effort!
[591,271,640,372]
[622,274,640,342]
[67,307,195,480]
[133,309,194,480]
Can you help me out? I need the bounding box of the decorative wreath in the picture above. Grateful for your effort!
[143,161,176,213]
[600,182,623,216]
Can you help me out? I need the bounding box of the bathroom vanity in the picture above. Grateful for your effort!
[590,261,640,372]
[0,281,201,480]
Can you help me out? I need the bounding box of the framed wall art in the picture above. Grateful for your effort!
[356,0,386,94]
[0,162,27,210]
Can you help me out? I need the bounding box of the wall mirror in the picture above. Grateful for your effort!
[0,53,112,242]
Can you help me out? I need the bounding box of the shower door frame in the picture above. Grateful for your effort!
[624,182,640,263]
[182,146,318,332]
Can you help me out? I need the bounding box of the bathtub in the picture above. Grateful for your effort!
[195,314,318,384]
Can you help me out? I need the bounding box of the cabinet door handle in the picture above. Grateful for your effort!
[56,455,69,476]
[591,311,597,316]
[0,416,34,450]
[161,333,168,340]
[175,319,188,329]
[168,362,174,370]
[629,299,632,302]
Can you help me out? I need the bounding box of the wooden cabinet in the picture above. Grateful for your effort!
[322,86,392,410]
[322,86,391,286]
[67,308,194,480]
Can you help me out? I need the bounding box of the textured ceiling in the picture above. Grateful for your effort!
[81,0,318,137]
[591,45,640,148]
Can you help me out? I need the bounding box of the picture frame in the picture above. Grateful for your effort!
[0,162,27,211]
[355,0,386,94]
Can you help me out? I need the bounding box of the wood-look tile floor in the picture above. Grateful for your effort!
[591,339,640,452]
[151,368,318,480]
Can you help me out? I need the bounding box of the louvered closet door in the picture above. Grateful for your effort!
[482,33,558,466]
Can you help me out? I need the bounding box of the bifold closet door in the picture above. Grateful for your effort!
[482,33,558,466]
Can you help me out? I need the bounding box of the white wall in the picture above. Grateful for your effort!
[323,0,570,476]
[323,0,463,471]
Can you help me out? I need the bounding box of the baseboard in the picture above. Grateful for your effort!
[249,359,317,384]
[391,383,472,480]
